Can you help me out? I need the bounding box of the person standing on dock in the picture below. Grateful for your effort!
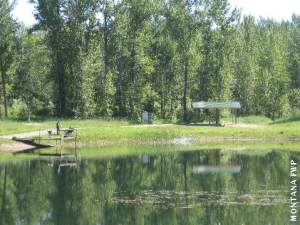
[56,121,60,135]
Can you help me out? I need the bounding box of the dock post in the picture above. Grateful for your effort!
[60,136,62,157]
[75,129,77,149]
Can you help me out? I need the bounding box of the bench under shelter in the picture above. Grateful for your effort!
[192,101,241,125]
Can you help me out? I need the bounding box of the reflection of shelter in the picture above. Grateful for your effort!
[192,102,241,124]
[192,165,241,174]
[141,155,150,164]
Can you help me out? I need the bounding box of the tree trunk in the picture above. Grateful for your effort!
[183,56,189,121]
[116,56,123,116]
[28,107,31,122]
[0,92,2,118]
[56,2,66,117]
[57,51,66,117]
[130,27,137,84]
[129,30,136,116]
[160,71,164,119]
[0,59,8,118]
[103,10,109,79]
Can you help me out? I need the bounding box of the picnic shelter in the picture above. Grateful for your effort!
[192,101,241,125]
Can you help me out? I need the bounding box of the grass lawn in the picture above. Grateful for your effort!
[1,116,300,147]
[0,118,129,135]
[76,122,299,146]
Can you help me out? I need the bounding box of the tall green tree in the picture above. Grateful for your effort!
[165,0,198,121]
[14,28,52,121]
[254,19,290,119]
[32,0,68,116]
[0,0,17,118]
[232,16,259,115]
[196,0,239,102]
[32,0,98,118]
[288,14,300,113]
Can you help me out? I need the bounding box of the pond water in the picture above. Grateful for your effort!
[0,146,299,225]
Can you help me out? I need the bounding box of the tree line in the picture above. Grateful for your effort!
[1,0,300,121]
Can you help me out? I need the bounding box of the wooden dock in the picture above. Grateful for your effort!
[13,129,78,150]
[12,128,78,156]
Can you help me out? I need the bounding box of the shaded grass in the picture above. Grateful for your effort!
[273,115,300,124]
[221,116,273,124]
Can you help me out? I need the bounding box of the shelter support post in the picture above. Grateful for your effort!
[216,109,220,125]
[235,109,237,124]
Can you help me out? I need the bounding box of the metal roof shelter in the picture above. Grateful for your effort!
[192,101,241,124]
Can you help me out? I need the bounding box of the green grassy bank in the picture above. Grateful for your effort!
[1,116,300,148]
[75,123,300,146]
[0,118,129,136]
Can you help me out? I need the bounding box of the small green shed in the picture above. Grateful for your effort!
[192,101,241,124]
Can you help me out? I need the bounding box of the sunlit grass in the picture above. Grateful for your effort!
[0,118,129,135]
[1,116,300,147]
[0,120,49,135]
[75,124,300,145]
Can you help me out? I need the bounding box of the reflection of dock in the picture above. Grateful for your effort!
[192,165,241,174]
[39,152,78,173]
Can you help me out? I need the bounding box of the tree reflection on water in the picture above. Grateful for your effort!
[0,148,297,225]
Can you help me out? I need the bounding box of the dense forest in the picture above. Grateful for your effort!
[0,0,300,121]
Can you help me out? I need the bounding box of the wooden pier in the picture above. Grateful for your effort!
[13,128,78,150]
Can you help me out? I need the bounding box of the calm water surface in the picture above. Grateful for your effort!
[0,147,299,225]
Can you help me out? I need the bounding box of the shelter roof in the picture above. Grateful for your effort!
[192,102,241,109]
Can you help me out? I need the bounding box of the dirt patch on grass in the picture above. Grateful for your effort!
[224,123,265,129]
[123,124,174,128]
[1,130,49,139]
[23,123,43,126]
